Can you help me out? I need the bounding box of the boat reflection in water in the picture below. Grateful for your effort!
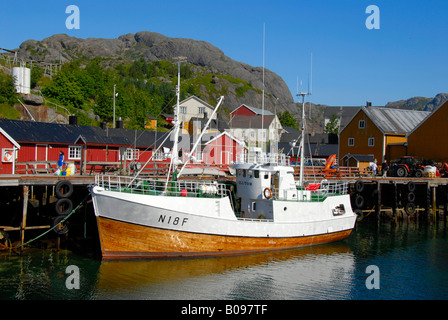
[92,243,355,300]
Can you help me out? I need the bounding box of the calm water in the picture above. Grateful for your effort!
[1,220,448,301]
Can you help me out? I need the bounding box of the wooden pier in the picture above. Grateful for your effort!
[331,176,448,223]
[0,175,95,251]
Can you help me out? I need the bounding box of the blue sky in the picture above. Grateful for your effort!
[1,0,447,106]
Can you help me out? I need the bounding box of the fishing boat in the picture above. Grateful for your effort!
[89,58,357,258]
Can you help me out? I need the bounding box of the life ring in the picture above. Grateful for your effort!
[2,150,13,162]
[55,180,73,198]
[55,198,73,216]
[263,187,272,199]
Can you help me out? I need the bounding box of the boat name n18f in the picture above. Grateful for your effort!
[158,215,188,226]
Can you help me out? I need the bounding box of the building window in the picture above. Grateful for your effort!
[348,138,355,146]
[68,146,82,159]
[198,107,205,114]
[180,106,187,114]
[359,120,365,128]
[127,148,139,161]
[368,137,375,146]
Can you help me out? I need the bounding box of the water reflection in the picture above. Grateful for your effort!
[1,221,447,300]
[93,243,356,300]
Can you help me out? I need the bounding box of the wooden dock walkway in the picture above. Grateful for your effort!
[0,170,447,252]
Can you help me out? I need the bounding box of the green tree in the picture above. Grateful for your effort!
[42,70,84,108]
[325,114,340,134]
[0,73,15,104]
[278,111,298,129]
[30,66,44,89]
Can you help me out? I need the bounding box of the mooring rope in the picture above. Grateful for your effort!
[15,193,91,249]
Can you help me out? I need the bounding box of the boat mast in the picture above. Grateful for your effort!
[172,56,186,166]
[164,57,186,191]
[297,54,312,187]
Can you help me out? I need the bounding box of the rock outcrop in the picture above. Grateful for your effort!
[16,31,297,115]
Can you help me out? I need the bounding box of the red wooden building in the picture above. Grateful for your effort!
[230,104,274,119]
[0,118,245,175]
[0,119,173,175]
[202,132,245,165]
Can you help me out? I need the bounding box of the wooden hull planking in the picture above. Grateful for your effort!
[96,216,353,258]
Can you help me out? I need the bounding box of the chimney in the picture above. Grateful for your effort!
[116,117,123,129]
[69,114,78,125]
[366,101,372,107]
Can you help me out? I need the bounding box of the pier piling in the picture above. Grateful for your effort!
[20,185,28,252]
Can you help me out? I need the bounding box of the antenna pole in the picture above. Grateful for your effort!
[297,53,313,186]
[261,23,266,151]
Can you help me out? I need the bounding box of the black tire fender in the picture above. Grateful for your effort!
[355,180,365,193]
[354,209,364,222]
[55,198,73,216]
[52,216,69,235]
[55,180,74,198]
[405,202,416,215]
[355,194,365,208]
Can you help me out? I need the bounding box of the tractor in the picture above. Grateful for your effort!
[391,156,424,177]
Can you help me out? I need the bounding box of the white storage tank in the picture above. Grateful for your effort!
[12,67,31,94]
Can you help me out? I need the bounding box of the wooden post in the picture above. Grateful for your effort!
[376,181,381,222]
[20,185,29,252]
[432,186,437,222]
[393,182,398,221]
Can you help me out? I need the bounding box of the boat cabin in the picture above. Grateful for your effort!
[235,163,300,220]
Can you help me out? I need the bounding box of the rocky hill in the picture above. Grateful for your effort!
[16,31,296,116]
[385,93,448,111]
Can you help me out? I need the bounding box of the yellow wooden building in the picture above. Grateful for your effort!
[339,106,430,166]
[407,101,448,162]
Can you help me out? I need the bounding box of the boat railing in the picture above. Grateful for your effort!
[321,180,349,195]
[269,180,349,202]
[235,152,291,166]
[95,174,231,199]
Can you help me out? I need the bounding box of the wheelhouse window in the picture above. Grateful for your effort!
[68,146,82,160]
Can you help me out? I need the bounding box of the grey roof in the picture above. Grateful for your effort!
[0,119,172,148]
[232,104,274,116]
[341,154,375,162]
[230,114,275,129]
[361,107,430,134]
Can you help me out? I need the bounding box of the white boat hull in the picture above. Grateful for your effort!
[91,186,357,258]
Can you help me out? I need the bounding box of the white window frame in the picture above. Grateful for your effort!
[120,148,139,161]
[348,137,355,146]
[180,106,187,114]
[368,137,375,147]
[198,107,205,114]
[359,120,365,128]
[68,145,82,160]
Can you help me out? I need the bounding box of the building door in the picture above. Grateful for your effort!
[36,144,48,169]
